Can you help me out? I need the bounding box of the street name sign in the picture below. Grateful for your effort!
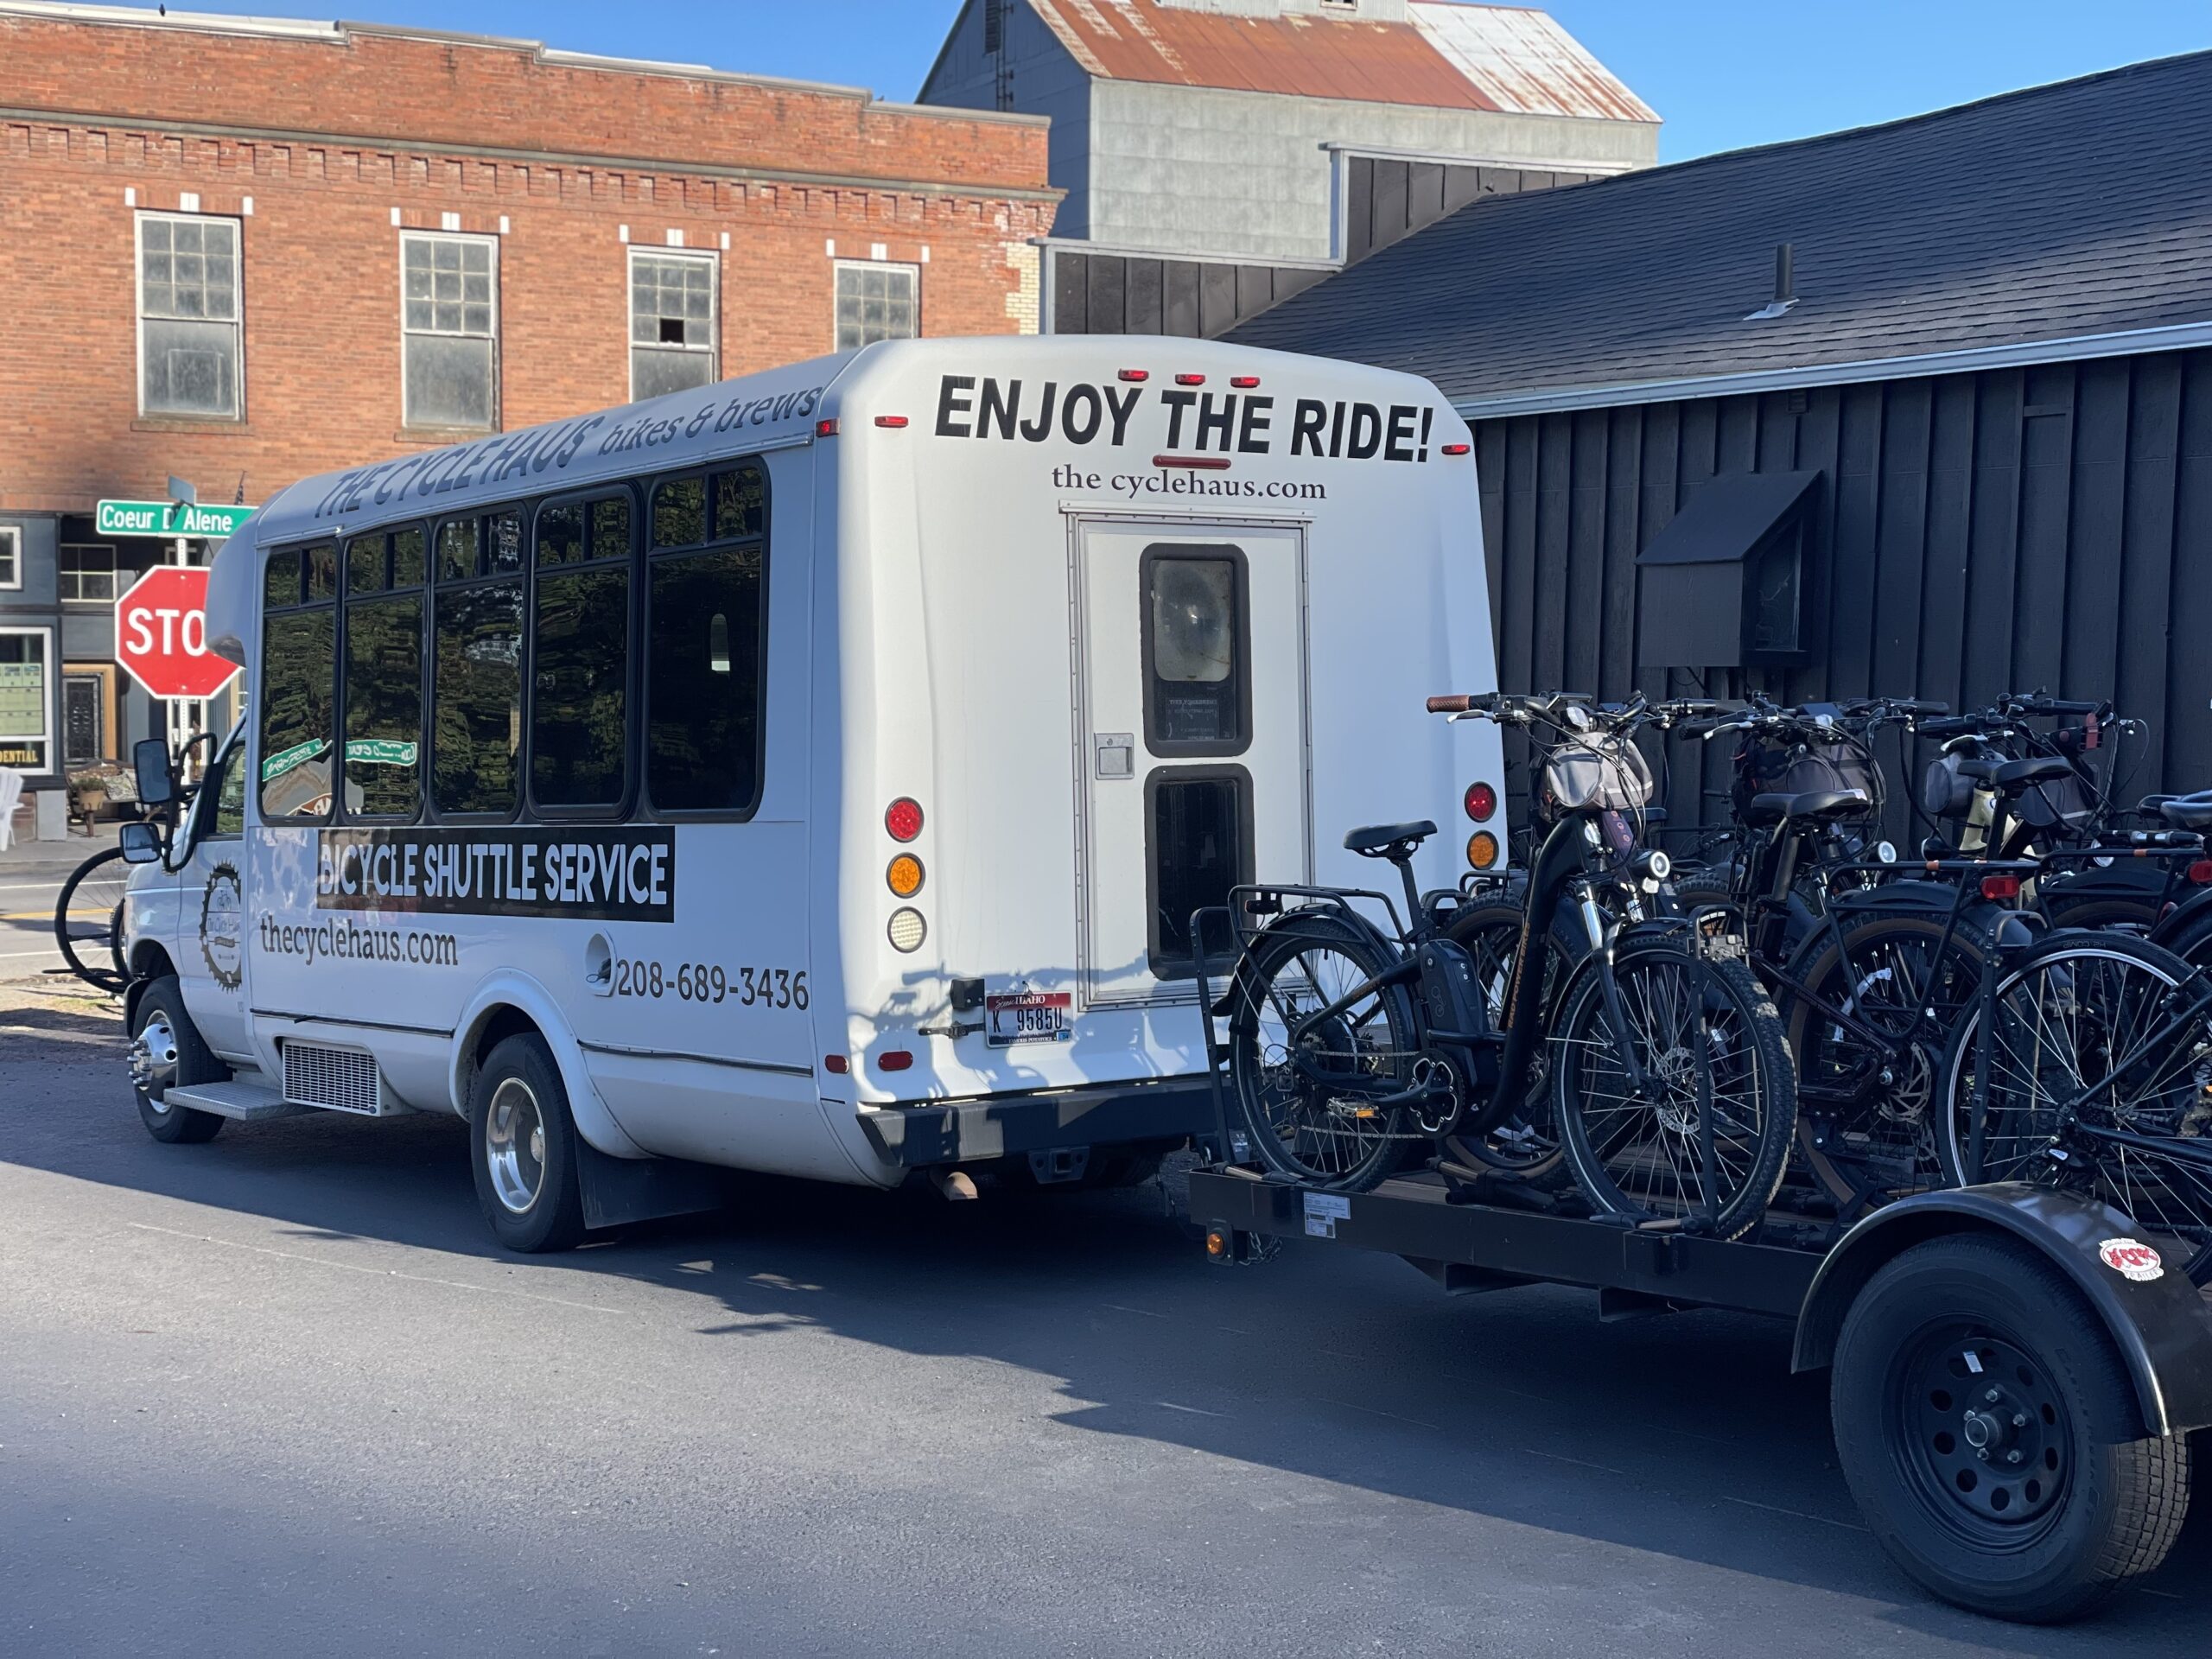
[96,499,258,538]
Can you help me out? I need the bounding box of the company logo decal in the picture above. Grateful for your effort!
[2099,1237,2164,1282]
[315,828,675,924]
[200,861,245,991]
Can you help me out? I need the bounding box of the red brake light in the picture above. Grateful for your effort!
[874,415,909,429]
[1118,369,1149,383]
[2190,860,2212,886]
[1176,373,1205,386]
[1230,376,1261,389]
[1464,782,1497,823]
[816,418,840,438]
[1981,874,2023,901]
[885,798,924,842]
[879,1051,914,1073]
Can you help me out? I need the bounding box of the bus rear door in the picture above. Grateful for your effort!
[1072,518,1309,1007]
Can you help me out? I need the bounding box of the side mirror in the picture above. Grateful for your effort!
[133,737,178,808]
[119,820,164,865]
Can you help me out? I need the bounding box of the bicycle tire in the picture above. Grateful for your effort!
[1226,908,1419,1192]
[54,846,131,992]
[1783,912,1992,1209]
[1936,931,2212,1285]
[1551,935,1796,1240]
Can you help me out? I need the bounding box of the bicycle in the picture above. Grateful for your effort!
[1201,692,1796,1241]
[53,844,131,993]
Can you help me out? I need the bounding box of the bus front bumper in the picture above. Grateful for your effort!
[856,1077,1217,1168]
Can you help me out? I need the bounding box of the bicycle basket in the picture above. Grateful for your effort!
[1918,751,1983,820]
[1541,734,1655,813]
[1735,732,1885,817]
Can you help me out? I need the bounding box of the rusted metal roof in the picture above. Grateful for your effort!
[1023,0,1652,122]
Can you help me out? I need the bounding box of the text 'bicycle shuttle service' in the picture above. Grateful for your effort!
[315,828,676,923]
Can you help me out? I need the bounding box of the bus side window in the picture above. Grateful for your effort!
[343,525,426,820]
[259,543,338,821]
[645,463,767,816]
[531,493,632,813]
[432,507,524,817]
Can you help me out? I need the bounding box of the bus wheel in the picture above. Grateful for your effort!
[128,976,226,1145]
[468,1033,587,1254]
[1831,1234,2190,1623]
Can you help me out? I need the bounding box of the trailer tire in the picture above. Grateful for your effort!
[1832,1232,2190,1623]
[469,1033,588,1254]
[128,975,227,1145]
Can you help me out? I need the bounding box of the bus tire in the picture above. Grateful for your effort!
[1831,1233,2190,1623]
[129,975,227,1145]
[469,1033,588,1254]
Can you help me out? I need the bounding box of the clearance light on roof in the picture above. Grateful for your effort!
[1230,376,1261,389]
[874,415,909,429]
[816,418,840,438]
[1118,369,1149,383]
[1442,442,1471,456]
[1176,373,1205,386]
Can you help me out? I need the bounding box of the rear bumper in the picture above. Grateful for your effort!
[856,1077,1216,1168]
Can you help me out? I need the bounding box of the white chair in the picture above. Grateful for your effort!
[0,766,22,852]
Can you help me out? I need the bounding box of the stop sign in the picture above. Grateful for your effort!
[114,566,241,700]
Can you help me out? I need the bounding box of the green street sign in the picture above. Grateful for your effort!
[96,499,258,538]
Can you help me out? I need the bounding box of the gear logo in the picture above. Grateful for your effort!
[200,862,245,992]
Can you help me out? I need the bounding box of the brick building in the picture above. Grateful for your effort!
[0,1,1054,826]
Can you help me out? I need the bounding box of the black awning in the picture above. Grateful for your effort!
[1636,469,1824,668]
[1636,469,1823,569]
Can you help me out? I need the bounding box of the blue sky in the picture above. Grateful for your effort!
[118,0,2209,161]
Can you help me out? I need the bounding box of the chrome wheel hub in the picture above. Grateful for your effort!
[130,1011,180,1109]
[484,1077,547,1216]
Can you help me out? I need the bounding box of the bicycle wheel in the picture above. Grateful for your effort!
[1226,909,1419,1192]
[1785,912,1991,1207]
[54,846,130,991]
[1938,933,2212,1284]
[1552,936,1796,1240]
[1439,901,1569,1184]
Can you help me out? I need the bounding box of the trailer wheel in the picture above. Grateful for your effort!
[128,975,227,1145]
[468,1033,587,1254]
[1832,1233,2190,1623]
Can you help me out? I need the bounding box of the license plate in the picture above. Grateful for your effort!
[988,990,1072,1047]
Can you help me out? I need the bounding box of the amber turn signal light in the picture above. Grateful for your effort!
[887,853,925,898]
[1466,831,1501,870]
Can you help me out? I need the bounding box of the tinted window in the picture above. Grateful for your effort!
[346,593,424,818]
[259,606,335,820]
[1149,771,1251,977]
[433,581,523,816]
[647,546,762,812]
[531,495,631,810]
[1142,546,1249,757]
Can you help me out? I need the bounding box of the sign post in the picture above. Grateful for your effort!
[113,567,240,702]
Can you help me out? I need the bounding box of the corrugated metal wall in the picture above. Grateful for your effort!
[1471,347,2212,845]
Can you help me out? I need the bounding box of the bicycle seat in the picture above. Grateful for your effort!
[1343,820,1439,855]
[1743,789,1870,826]
[1992,756,2074,794]
[2160,798,2212,831]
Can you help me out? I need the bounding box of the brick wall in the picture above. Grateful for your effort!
[0,10,1058,514]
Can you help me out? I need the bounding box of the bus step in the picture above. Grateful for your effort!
[162,1079,308,1122]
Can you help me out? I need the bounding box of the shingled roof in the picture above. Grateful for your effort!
[1226,49,2212,411]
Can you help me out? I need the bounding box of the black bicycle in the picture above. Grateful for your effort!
[1205,692,1796,1240]
[53,844,130,992]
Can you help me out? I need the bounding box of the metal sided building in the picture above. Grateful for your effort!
[1224,49,2212,836]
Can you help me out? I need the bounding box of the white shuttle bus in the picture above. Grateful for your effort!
[118,336,1503,1251]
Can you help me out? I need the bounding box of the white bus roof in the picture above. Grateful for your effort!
[244,335,1454,550]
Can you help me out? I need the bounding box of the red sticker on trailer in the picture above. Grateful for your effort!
[2099,1237,2164,1282]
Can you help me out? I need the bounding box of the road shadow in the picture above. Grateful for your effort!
[3,1015,2205,1650]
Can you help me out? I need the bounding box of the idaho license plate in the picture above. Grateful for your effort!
[987,990,1072,1047]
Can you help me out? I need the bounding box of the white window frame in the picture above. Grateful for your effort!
[0,527,20,592]
[628,247,720,402]
[0,624,55,775]
[832,259,921,353]
[135,209,245,422]
[56,543,119,606]
[398,230,501,432]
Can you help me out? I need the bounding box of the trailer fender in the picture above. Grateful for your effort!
[1791,1184,2212,1437]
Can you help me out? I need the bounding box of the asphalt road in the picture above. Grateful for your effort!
[2,978,2207,1657]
